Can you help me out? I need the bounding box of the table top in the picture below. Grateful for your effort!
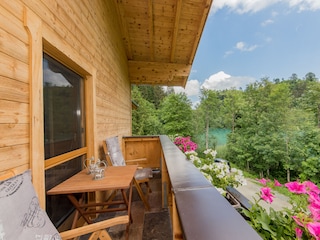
[47,165,137,195]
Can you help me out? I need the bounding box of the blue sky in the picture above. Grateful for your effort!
[175,0,320,106]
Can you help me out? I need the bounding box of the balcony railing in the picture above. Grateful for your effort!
[123,135,262,240]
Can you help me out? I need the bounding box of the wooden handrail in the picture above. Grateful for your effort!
[159,135,262,240]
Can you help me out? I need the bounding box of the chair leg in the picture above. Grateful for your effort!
[134,179,150,211]
[145,182,152,193]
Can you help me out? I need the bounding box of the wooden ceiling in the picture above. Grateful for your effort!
[114,0,213,87]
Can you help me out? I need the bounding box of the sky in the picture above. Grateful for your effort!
[174,0,320,106]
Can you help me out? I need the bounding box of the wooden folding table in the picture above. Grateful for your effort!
[47,165,137,239]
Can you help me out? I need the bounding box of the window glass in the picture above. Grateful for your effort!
[43,53,85,227]
[43,53,85,159]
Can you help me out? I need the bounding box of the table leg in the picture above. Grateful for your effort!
[125,180,133,240]
[68,193,93,225]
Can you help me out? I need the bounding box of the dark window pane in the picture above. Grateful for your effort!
[43,54,85,159]
[45,157,83,227]
[43,53,85,227]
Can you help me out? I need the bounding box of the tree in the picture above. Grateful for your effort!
[227,80,292,177]
[131,86,162,135]
[158,92,194,136]
[197,89,221,149]
[222,89,245,132]
[299,81,320,128]
[136,85,167,109]
[304,72,317,82]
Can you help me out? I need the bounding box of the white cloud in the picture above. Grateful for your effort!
[211,0,280,14]
[174,79,200,97]
[261,19,274,26]
[235,41,258,52]
[224,50,234,58]
[287,0,320,11]
[201,71,256,90]
[210,0,320,14]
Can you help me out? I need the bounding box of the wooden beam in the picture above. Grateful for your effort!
[189,0,212,65]
[23,6,46,208]
[170,0,182,62]
[148,0,154,61]
[128,60,191,86]
[114,0,133,59]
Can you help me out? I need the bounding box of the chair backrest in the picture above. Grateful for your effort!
[105,136,126,166]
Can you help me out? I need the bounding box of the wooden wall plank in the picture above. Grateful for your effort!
[0,3,28,43]
[0,28,28,63]
[0,52,28,83]
[0,100,29,124]
[0,144,29,169]
[0,77,29,103]
[0,123,28,147]
[0,0,132,211]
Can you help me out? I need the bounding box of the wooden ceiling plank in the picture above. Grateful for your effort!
[170,0,182,62]
[148,0,154,61]
[128,60,191,86]
[115,0,133,59]
[188,0,212,65]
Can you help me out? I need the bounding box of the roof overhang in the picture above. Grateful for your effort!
[115,0,213,87]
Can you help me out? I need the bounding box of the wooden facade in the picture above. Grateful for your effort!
[0,0,212,211]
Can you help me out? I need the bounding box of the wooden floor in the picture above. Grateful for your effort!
[82,172,172,239]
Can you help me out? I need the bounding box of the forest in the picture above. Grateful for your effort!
[131,72,320,184]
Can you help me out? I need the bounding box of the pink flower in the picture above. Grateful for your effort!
[295,228,303,239]
[292,215,304,227]
[306,222,320,240]
[309,205,320,221]
[303,181,320,194]
[285,181,307,194]
[258,178,269,186]
[309,192,320,209]
[260,187,274,203]
[274,179,282,187]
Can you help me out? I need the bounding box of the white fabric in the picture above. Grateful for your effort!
[0,170,60,240]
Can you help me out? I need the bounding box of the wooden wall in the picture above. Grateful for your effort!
[0,0,132,207]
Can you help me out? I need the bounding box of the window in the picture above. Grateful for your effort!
[43,53,86,226]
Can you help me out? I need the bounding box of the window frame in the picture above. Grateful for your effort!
[24,7,97,208]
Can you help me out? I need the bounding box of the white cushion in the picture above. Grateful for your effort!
[0,170,61,240]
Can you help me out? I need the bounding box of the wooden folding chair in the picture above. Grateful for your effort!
[0,169,129,240]
[103,136,152,211]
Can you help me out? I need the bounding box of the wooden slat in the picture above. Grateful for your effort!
[147,0,154,61]
[128,60,191,85]
[170,0,182,62]
[0,28,28,64]
[0,144,29,169]
[59,215,129,240]
[23,6,46,208]
[0,51,28,83]
[0,100,29,125]
[0,123,29,147]
[0,78,29,103]
[44,147,88,170]
[187,0,212,64]
[0,3,28,43]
